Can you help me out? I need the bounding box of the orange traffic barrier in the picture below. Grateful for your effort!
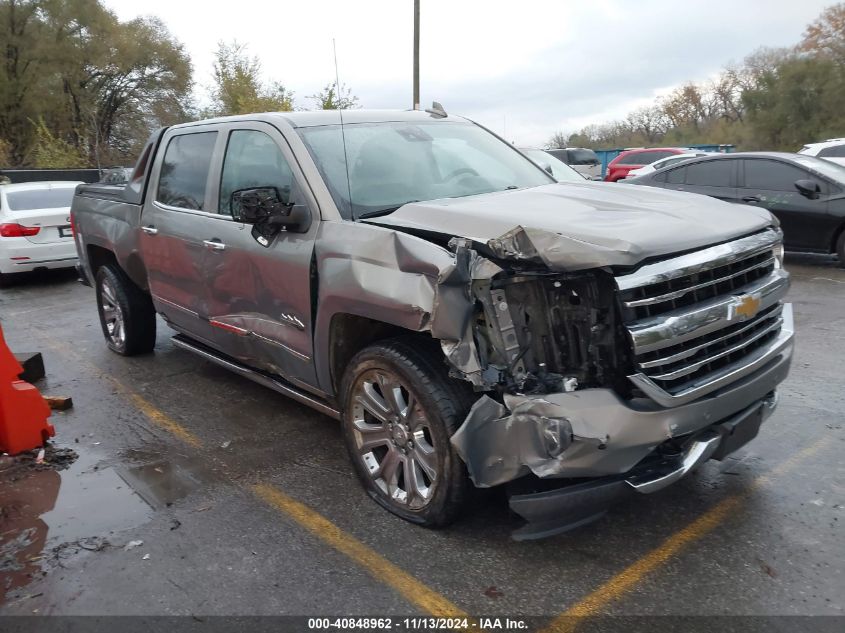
[0,325,54,455]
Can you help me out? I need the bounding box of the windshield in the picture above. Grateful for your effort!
[791,154,845,182]
[522,149,585,183]
[297,120,554,219]
[4,187,75,212]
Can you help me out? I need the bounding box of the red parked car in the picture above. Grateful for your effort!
[605,148,689,182]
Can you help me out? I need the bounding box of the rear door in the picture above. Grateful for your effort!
[201,122,320,387]
[141,127,220,343]
[737,158,831,251]
[661,158,738,202]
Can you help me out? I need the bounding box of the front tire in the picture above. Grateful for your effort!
[340,338,473,527]
[95,263,156,355]
[836,231,845,267]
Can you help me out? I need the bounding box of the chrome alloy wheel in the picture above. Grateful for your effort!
[100,278,126,347]
[350,369,439,509]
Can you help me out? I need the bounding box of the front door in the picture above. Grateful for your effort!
[201,123,320,388]
[737,158,831,251]
[141,129,220,344]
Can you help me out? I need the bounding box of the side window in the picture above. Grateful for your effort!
[684,160,733,187]
[219,130,296,215]
[744,160,810,191]
[819,144,845,158]
[157,132,218,210]
[666,166,685,184]
[618,153,645,165]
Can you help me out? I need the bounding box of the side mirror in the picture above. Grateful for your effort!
[231,187,311,237]
[542,163,554,176]
[794,179,821,200]
[231,187,288,223]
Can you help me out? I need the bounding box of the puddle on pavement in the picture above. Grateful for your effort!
[0,444,215,604]
[115,448,214,510]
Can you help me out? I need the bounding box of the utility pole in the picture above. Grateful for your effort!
[413,0,420,110]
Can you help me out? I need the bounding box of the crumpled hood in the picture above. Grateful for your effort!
[363,182,775,270]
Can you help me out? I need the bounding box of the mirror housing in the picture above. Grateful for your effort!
[794,179,821,200]
[231,187,311,236]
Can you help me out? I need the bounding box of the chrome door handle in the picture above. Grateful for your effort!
[742,196,761,203]
[203,239,226,251]
[141,226,158,235]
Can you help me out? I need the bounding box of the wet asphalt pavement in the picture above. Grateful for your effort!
[0,254,843,623]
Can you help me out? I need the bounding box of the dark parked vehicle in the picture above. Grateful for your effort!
[545,148,601,180]
[626,152,845,264]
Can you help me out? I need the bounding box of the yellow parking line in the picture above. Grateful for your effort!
[541,436,829,633]
[123,388,203,448]
[38,331,465,617]
[38,337,203,448]
[253,483,469,618]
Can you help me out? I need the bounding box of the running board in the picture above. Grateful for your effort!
[170,334,341,420]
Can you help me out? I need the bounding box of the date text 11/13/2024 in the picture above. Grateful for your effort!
[307,617,528,630]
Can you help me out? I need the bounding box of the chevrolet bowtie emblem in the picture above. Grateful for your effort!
[732,294,761,321]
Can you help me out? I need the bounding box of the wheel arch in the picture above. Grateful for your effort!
[830,220,845,254]
[324,312,435,398]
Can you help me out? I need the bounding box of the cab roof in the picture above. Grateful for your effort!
[174,109,469,130]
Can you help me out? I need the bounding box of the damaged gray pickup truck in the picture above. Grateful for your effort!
[71,109,794,539]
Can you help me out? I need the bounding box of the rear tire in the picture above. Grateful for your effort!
[95,263,156,355]
[836,231,845,267]
[340,338,474,528]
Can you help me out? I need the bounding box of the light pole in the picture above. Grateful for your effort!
[413,0,420,110]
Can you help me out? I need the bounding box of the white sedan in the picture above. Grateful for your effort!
[798,139,845,167]
[624,152,712,178]
[0,181,81,284]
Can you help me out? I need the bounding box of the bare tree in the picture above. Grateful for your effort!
[546,131,570,148]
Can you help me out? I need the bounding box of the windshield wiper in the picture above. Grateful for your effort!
[357,206,402,220]
[357,202,418,220]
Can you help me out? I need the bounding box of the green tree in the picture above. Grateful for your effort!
[307,82,359,110]
[0,0,193,167]
[29,118,87,168]
[210,42,293,115]
[743,56,845,150]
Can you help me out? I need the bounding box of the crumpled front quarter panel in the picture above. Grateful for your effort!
[313,221,462,394]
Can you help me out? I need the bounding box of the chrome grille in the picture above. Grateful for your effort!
[622,250,775,321]
[616,229,794,407]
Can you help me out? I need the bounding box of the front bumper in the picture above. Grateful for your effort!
[450,304,793,539]
[508,393,777,540]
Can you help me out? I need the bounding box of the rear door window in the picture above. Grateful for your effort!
[684,160,733,187]
[156,132,218,210]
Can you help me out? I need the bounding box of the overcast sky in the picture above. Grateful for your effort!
[105,0,832,146]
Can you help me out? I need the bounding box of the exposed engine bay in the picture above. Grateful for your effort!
[471,269,633,397]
